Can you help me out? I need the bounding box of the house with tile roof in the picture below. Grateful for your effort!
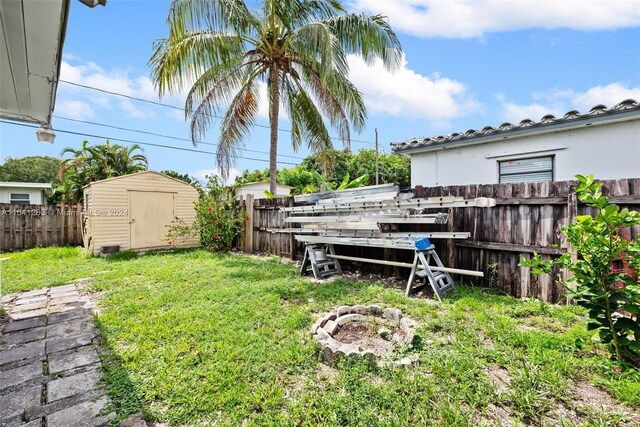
[391,99,640,187]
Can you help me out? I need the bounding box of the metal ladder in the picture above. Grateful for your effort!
[300,244,342,279]
[406,246,456,301]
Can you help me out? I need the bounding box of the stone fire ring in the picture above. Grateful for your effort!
[311,305,419,368]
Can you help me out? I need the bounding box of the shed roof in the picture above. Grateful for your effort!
[83,171,198,190]
[391,99,640,155]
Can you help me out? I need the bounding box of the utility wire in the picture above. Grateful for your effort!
[53,115,305,160]
[56,78,377,147]
[0,120,298,166]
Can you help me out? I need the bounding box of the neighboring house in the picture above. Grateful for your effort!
[236,182,292,200]
[0,182,52,205]
[391,99,640,187]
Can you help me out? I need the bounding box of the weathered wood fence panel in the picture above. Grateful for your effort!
[0,204,83,252]
[237,179,640,303]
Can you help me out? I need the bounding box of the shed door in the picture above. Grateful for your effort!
[129,191,175,249]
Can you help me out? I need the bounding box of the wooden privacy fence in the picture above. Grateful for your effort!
[0,204,83,252]
[239,178,640,303]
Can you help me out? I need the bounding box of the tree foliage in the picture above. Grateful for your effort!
[303,149,410,188]
[0,156,61,183]
[521,175,640,366]
[234,148,410,195]
[150,0,402,194]
[166,175,245,252]
[161,170,203,194]
[55,140,148,202]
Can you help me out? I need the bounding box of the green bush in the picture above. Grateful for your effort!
[166,176,245,252]
[521,175,640,366]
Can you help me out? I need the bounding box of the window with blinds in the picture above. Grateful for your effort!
[10,193,30,204]
[498,156,554,183]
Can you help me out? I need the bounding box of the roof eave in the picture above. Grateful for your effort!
[393,108,640,156]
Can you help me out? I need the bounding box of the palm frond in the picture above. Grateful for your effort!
[295,65,351,144]
[290,21,346,75]
[200,71,261,180]
[150,30,246,96]
[265,0,343,29]
[281,78,333,155]
[189,63,263,150]
[324,13,402,71]
[185,61,264,122]
[167,0,256,35]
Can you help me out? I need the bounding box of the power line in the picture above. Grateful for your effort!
[0,120,299,166]
[56,78,377,147]
[53,115,305,160]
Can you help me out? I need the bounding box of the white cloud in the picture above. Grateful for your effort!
[570,83,640,111]
[55,100,96,120]
[190,168,240,185]
[347,55,480,122]
[166,108,188,122]
[498,83,640,123]
[57,59,163,119]
[349,0,640,38]
[119,100,155,119]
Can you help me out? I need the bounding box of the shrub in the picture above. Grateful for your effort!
[166,176,245,252]
[521,175,640,366]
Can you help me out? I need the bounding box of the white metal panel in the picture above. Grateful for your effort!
[499,156,553,183]
[0,0,68,125]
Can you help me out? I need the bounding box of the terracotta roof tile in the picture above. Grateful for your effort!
[392,99,639,152]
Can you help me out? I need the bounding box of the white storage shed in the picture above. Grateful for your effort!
[82,171,199,255]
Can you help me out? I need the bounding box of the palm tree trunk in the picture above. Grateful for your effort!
[269,67,280,195]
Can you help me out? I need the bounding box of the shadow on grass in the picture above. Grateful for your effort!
[268,276,372,305]
[104,247,205,263]
[94,316,145,424]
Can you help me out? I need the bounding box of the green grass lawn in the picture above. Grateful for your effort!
[2,247,639,426]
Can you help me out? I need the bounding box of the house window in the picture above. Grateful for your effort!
[498,156,554,183]
[10,193,30,204]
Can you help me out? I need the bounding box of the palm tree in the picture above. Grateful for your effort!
[57,140,148,202]
[150,0,402,194]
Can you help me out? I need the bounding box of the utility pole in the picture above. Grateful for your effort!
[375,128,380,185]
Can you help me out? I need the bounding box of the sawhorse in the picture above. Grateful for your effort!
[406,245,456,301]
[300,243,342,279]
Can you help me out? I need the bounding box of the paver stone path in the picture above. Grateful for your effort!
[0,284,115,426]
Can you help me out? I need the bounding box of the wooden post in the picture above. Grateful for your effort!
[245,194,254,254]
[287,197,295,260]
[565,191,578,303]
[446,207,456,270]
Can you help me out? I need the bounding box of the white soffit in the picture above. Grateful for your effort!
[0,0,69,125]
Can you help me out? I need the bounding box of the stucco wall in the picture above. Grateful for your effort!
[409,119,640,187]
[0,187,46,204]
[236,183,291,199]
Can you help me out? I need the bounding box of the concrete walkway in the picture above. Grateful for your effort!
[0,284,115,426]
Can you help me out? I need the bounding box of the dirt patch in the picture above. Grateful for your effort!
[543,403,584,426]
[483,404,518,426]
[483,338,495,349]
[517,324,538,332]
[332,320,409,357]
[571,381,640,423]
[519,316,568,333]
[539,381,640,426]
[316,363,339,383]
[484,365,511,394]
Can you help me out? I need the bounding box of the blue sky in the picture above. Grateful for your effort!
[1,0,639,182]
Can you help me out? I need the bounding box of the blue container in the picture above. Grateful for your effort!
[415,237,432,251]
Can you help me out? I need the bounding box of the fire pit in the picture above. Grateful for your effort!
[311,305,419,367]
